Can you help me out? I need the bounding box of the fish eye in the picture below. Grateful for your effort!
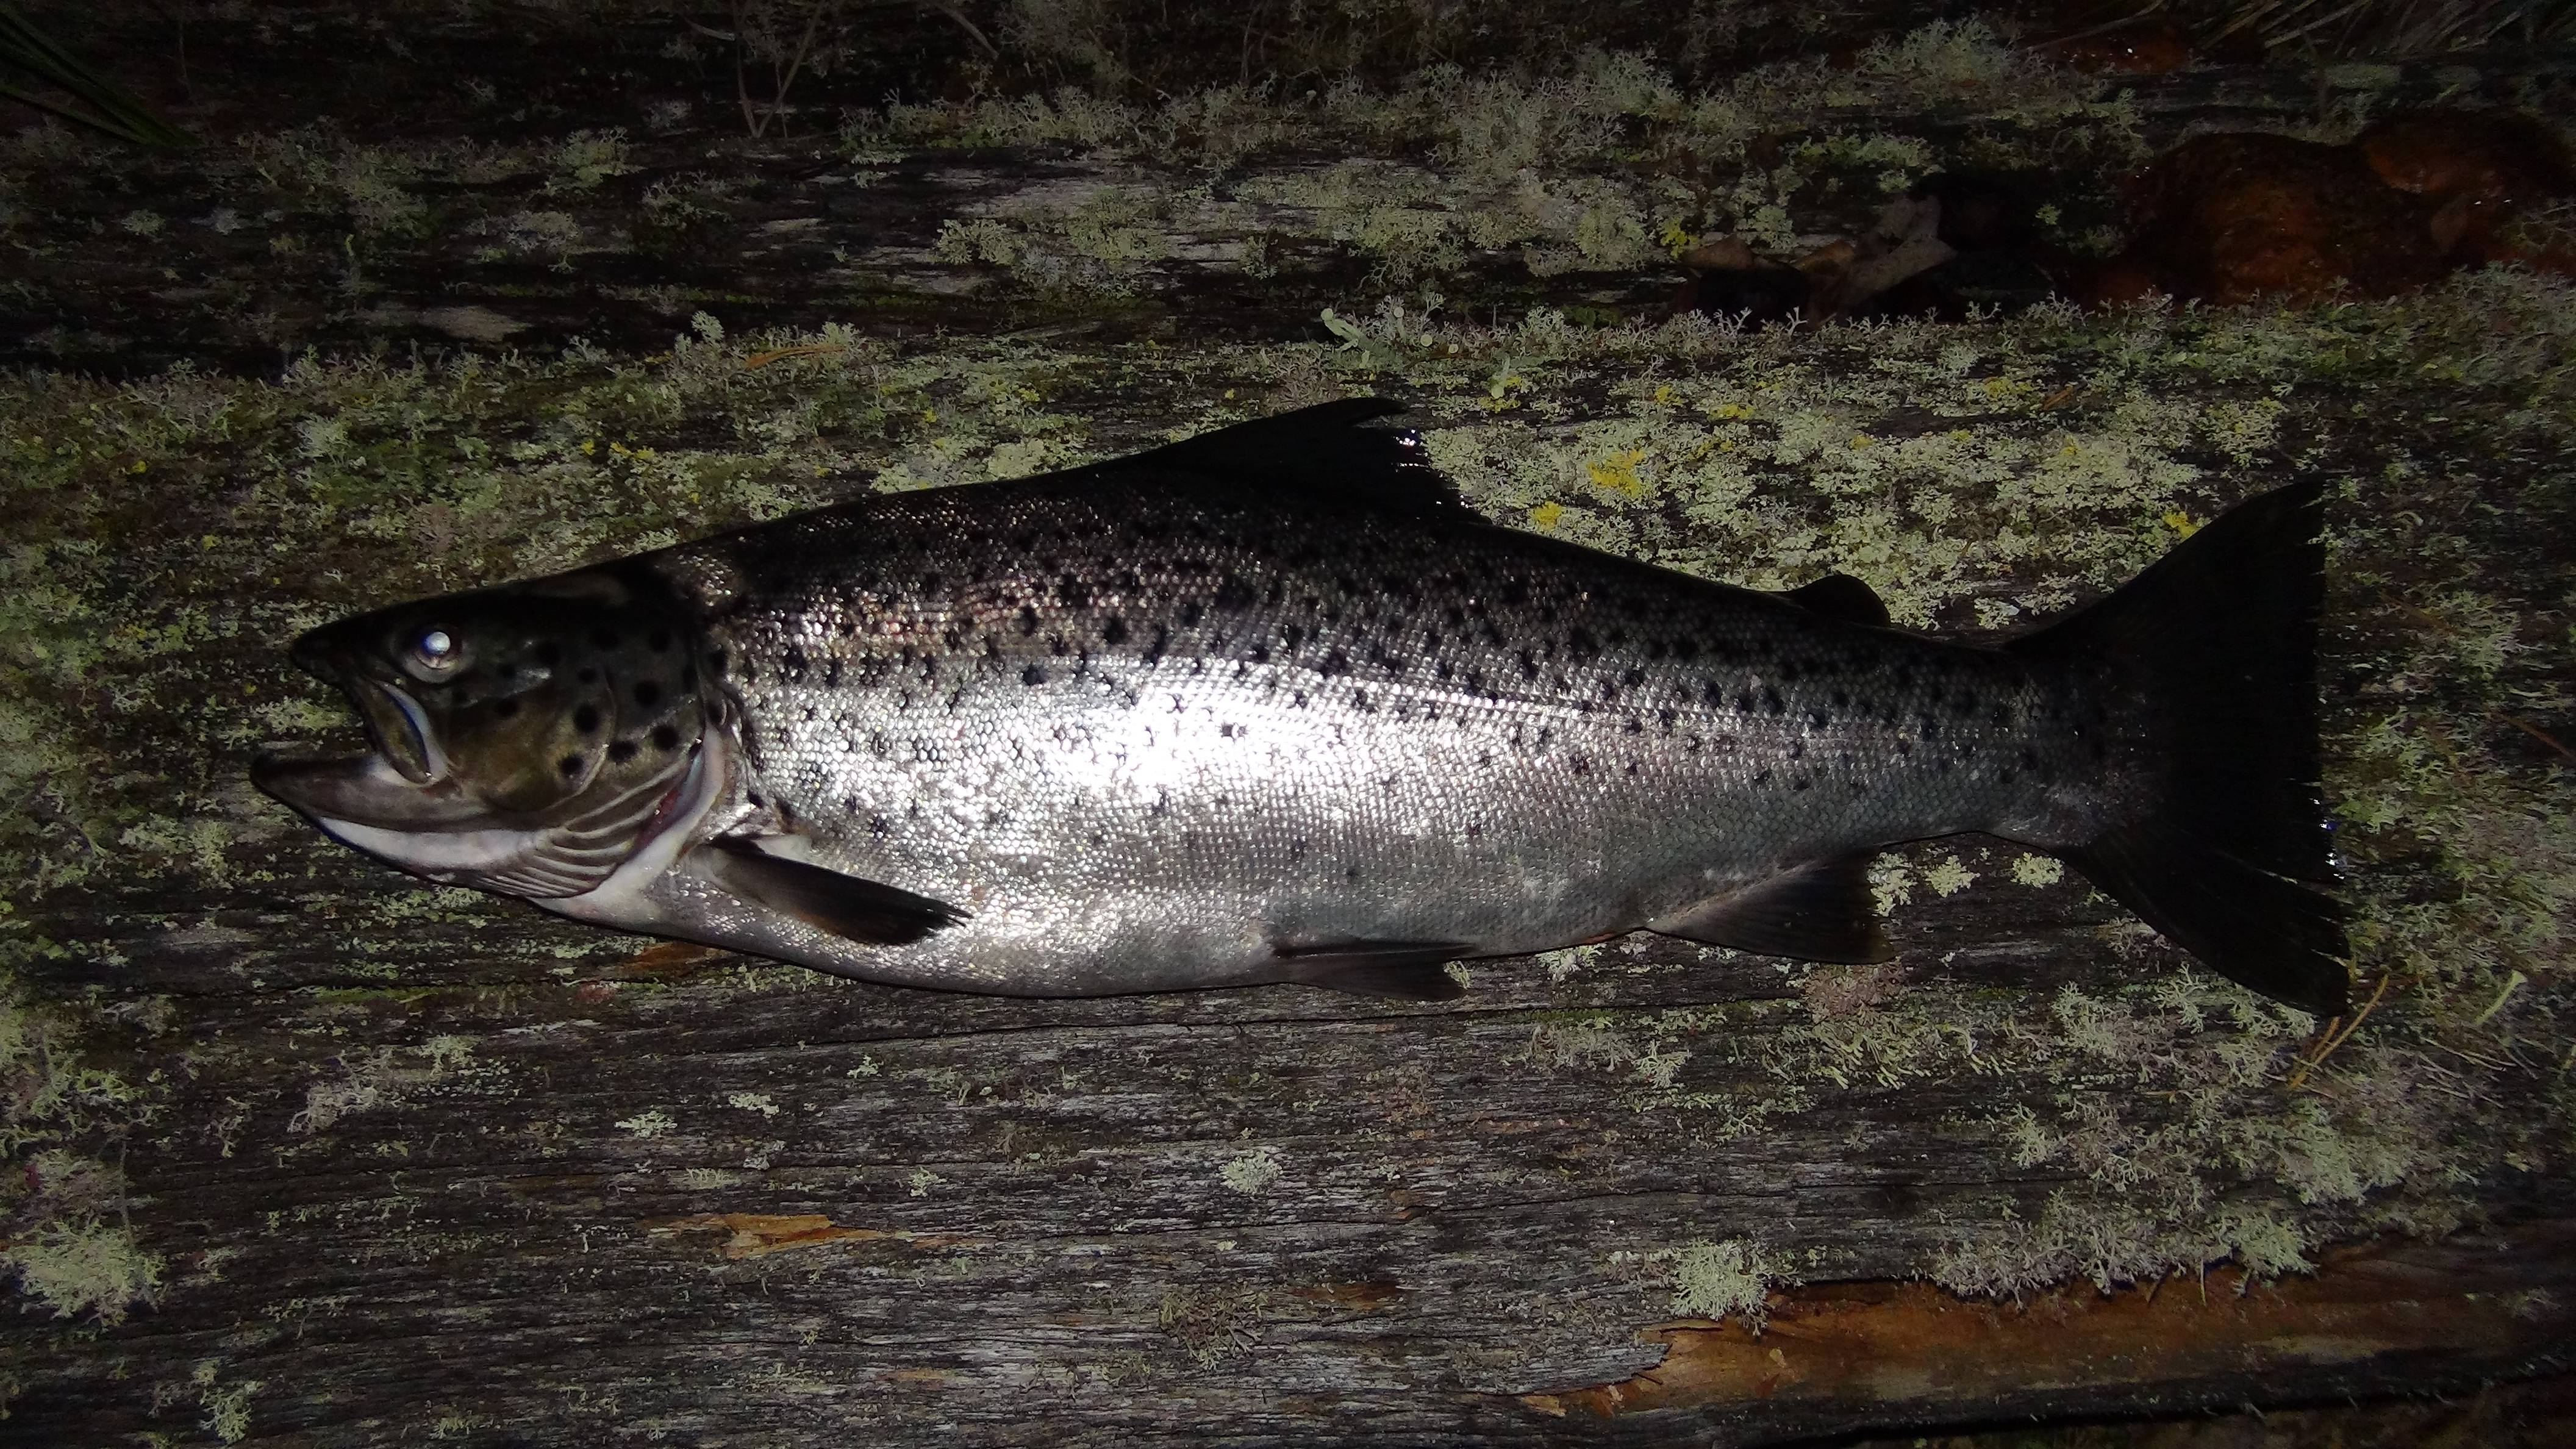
[406,626,464,676]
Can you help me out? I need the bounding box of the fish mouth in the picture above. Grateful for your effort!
[252,658,467,829]
[349,676,442,784]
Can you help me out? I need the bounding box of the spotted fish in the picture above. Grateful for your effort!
[252,401,2348,1014]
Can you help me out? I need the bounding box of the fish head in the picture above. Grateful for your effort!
[252,568,715,892]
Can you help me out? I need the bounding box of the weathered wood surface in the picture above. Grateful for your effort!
[4,9,2575,1447]
[7,20,2573,377]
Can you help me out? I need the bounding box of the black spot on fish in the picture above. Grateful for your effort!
[1023,665,1046,686]
[592,629,620,651]
[1763,686,1785,715]
[493,699,519,720]
[782,646,808,680]
[557,754,583,778]
[1345,865,1362,882]
[634,680,662,707]
[537,642,562,667]
[1181,602,1204,629]
[1248,644,1270,664]
[1057,576,1092,610]
[1809,709,1830,728]
[652,724,679,751]
[1103,617,1128,646]
[1320,650,1350,676]
[607,739,637,763]
[1017,606,1040,637]
[646,630,670,653]
[1214,577,1257,611]
[573,705,600,734]
[576,667,599,685]
[1621,667,1645,688]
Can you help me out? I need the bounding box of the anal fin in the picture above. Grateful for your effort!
[1648,853,1892,963]
[1274,939,1470,1000]
[695,839,967,947]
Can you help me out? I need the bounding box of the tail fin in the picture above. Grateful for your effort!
[2011,483,2349,1017]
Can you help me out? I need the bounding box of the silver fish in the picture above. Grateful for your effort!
[253,401,2348,1014]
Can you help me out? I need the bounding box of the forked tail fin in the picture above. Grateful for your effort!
[2010,483,2349,1017]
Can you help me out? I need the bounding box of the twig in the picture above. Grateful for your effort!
[2284,971,2390,1091]
[742,343,847,369]
[2044,0,2167,48]
[2469,969,2526,1028]
[2492,710,2575,762]
[925,1,998,59]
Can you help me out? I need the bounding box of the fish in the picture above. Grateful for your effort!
[251,399,2349,1015]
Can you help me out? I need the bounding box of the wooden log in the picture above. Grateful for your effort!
[2,11,2572,1445]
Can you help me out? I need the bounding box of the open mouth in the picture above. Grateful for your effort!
[251,674,483,831]
[350,676,443,784]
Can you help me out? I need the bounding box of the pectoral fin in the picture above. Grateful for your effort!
[694,839,967,946]
[1274,938,1470,1000]
[1648,853,1892,963]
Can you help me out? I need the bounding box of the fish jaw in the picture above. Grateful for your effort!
[250,750,497,831]
[250,750,561,887]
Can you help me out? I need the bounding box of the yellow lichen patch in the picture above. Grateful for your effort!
[1586,446,1651,497]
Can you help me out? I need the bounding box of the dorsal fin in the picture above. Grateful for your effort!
[1100,399,1469,520]
[1782,573,1891,628]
